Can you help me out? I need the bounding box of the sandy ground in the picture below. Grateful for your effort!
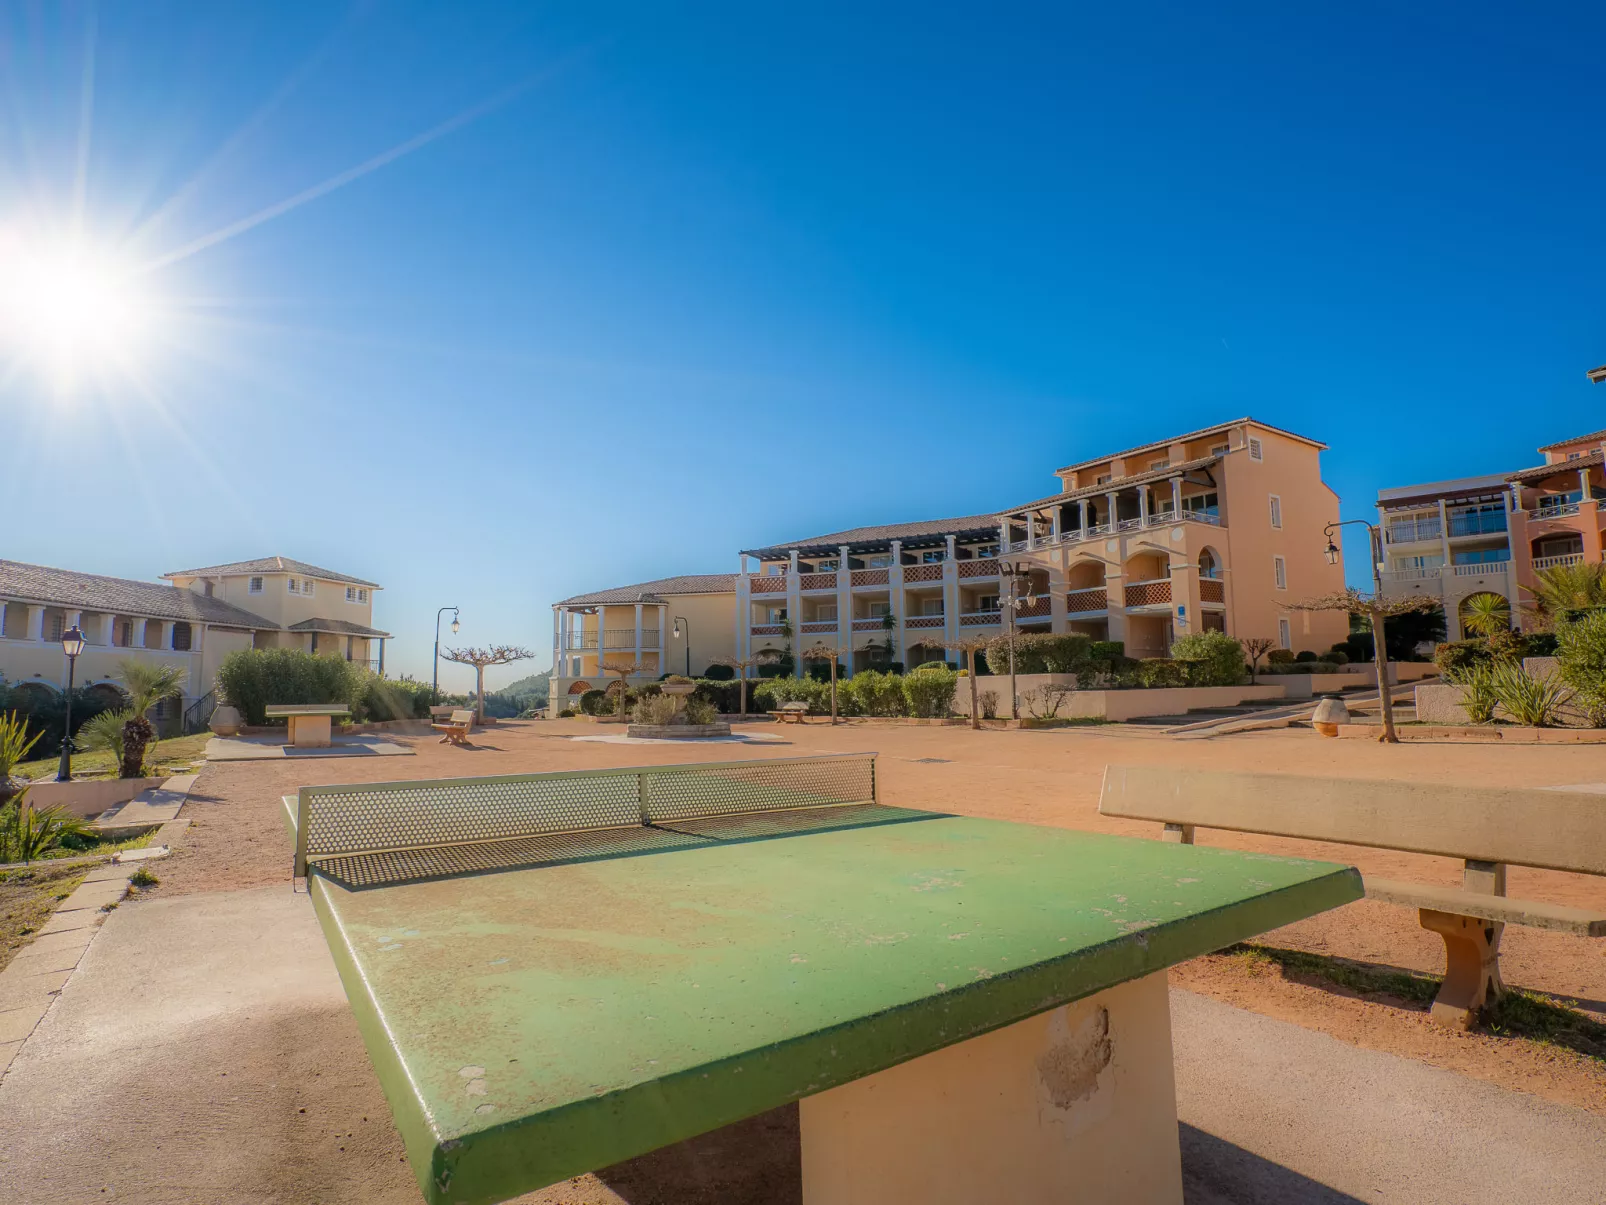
[144,717,1606,1112]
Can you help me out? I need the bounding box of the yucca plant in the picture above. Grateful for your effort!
[0,790,96,863]
[75,708,133,762]
[0,711,44,803]
[114,660,188,779]
[1487,662,1574,728]
[1457,665,1500,724]
[1527,561,1606,625]
[1458,591,1512,638]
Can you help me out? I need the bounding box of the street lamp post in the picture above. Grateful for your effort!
[433,607,460,702]
[997,560,1038,720]
[56,625,86,781]
[1324,520,1399,742]
[672,616,691,677]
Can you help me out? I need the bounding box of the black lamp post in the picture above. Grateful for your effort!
[433,607,460,702]
[56,624,86,781]
[672,615,691,676]
[996,561,1038,720]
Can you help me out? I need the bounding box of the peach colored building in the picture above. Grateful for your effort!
[550,418,1349,705]
[1375,428,1606,635]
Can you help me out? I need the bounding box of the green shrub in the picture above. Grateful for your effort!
[1525,632,1560,657]
[683,698,717,725]
[0,791,95,862]
[579,689,607,716]
[1089,641,1124,660]
[903,667,958,718]
[359,675,434,721]
[1266,649,1297,665]
[1138,659,1187,688]
[0,686,121,765]
[849,669,905,717]
[911,660,955,673]
[1170,632,1246,686]
[753,678,830,715]
[558,708,576,718]
[1458,665,1500,724]
[1294,650,1319,663]
[1488,662,1573,727]
[632,695,679,725]
[701,663,735,681]
[216,649,365,725]
[74,709,132,761]
[984,634,1092,676]
[1327,650,1350,666]
[1,710,44,787]
[1556,612,1606,726]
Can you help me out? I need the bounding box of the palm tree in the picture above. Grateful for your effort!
[114,659,189,778]
[1526,561,1606,625]
[1458,592,1512,638]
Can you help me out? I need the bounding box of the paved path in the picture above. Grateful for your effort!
[3,881,1603,1202]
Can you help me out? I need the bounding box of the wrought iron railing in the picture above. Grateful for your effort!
[182,690,217,735]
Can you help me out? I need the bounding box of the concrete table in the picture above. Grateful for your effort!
[289,801,1359,1205]
[264,704,351,749]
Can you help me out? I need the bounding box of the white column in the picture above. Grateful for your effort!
[1080,498,1090,534]
[1580,467,1592,501]
[837,544,852,674]
[945,534,957,561]
[889,540,905,667]
[552,608,561,677]
[634,604,644,673]
[1139,487,1150,526]
[998,519,1009,551]
[1170,477,1182,517]
[26,605,45,642]
[1437,499,1452,570]
[1105,491,1119,529]
[1050,507,1061,542]
[787,550,802,678]
[1025,514,1037,551]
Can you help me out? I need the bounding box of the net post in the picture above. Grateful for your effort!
[293,786,312,878]
[869,755,878,804]
[638,771,651,825]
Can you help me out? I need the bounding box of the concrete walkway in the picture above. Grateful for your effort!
[204,735,414,761]
[2,882,1603,1202]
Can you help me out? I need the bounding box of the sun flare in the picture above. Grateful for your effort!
[0,233,154,393]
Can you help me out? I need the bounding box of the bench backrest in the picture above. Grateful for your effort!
[291,753,879,876]
[1098,765,1606,877]
[780,701,809,711]
[449,709,475,724]
[266,703,349,715]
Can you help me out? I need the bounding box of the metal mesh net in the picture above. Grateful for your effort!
[294,755,878,876]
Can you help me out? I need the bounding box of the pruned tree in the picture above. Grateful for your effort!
[927,634,994,729]
[1241,637,1275,685]
[710,649,779,717]
[800,642,847,724]
[1285,591,1440,743]
[596,656,643,722]
[443,645,536,724]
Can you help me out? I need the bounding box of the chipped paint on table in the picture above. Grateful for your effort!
[302,813,1360,1205]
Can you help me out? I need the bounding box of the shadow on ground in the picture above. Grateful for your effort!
[1181,1124,1366,1204]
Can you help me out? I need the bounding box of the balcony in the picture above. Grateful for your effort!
[1533,553,1584,571]
[799,572,836,591]
[1181,509,1222,527]
[750,624,785,636]
[904,615,944,629]
[958,558,999,579]
[851,618,886,632]
[601,629,641,650]
[903,563,943,583]
[959,610,1000,626]
[1534,502,1582,520]
[1200,578,1224,603]
[1015,598,1051,620]
[1065,586,1108,614]
[1380,568,1440,583]
[1451,561,1509,576]
[1385,519,1443,544]
[1124,578,1172,608]
[850,569,888,587]
[800,621,837,634]
[564,634,600,650]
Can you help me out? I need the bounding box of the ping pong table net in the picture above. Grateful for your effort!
[291,754,935,889]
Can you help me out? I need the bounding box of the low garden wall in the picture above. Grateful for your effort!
[950,676,1287,721]
[1415,658,1590,727]
[1263,672,1373,699]
[23,776,166,819]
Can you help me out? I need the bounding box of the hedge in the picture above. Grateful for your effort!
[1168,631,1246,686]
[984,634,1094,675]
[216,649,367,725]
[0,683,123,760]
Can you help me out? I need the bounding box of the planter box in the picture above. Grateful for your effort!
[950,677,1287,722]
[626,723,733,739]
[1415,680,1595,728]
[1266,672,1373,700]
[1336,723,1606,744]
[21,776,166,819]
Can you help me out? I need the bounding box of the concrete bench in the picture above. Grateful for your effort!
[769,701,810,724]
[431,708,475,746]
[263,704,352,749]
[1098,765,1606,1029]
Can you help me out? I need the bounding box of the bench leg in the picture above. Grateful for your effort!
[1161,823,1194,845]
[800,971,1181,1204]
[1419,908,1505,1030]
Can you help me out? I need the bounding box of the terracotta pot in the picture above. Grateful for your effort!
[661,682,696,697]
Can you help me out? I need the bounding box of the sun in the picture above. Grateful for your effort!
[0,233,154,394]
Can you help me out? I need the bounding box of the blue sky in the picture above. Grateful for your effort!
[3,2,1603,689]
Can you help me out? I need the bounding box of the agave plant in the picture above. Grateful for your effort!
[1458,591,1512,638]
[1456,665,1500,725]
[114,660,189,778]
[1487,662,1574,728]
[0,711,44,804]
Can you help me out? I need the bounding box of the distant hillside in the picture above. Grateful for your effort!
[497,670,551,703]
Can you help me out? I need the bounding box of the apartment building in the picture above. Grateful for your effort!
[550,418,1349,705]
[0,555,387,723]
[1375,428,1606,635]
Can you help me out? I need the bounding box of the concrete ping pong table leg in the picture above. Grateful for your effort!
[799,971,1182,1204]
[287,714,333,748]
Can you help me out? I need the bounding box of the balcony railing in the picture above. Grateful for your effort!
[1452,561,1509,576]
[850,569,888,587]
[750,624,785,636]
[851,618,886,632]
[958,558,1000,579]
[800,621,837,633]
[750,575,787,593]
[1448,510,1508,536]
[564,634,599,649]
[799,572,836,590]
[1386,519,1442,544]
[1532,553,1584,571]
[904,615,944,629]
[1534,502,1582,520]
[1181,509,1222,527]
[1381,567,1438,583]
[601,629,641,649]
[903,563,943,583]
[1124,578,1172,608]
[959,609,1000,626]
[1115,517,1144,533]
[1015,598,1051,619]
[1065,586,1108,613]
[1200,578,1224,603]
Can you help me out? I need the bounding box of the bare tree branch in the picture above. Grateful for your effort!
[442,645,535,723]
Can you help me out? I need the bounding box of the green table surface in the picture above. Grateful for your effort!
[298,807,1360,1205]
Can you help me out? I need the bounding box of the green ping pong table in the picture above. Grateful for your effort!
[284,753,1361,1205]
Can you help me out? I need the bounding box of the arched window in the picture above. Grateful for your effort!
[1198,548,1222,579]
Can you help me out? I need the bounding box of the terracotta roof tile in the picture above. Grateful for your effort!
[163,556,380,589]
[556,574,738,606]
[741,515,1001,558]
[0,560,277,629]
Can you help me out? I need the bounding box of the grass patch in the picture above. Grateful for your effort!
[128,866,159,888]
[16,731,212,783]
[1225,942,1606,1060]
[0,862,89,972]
